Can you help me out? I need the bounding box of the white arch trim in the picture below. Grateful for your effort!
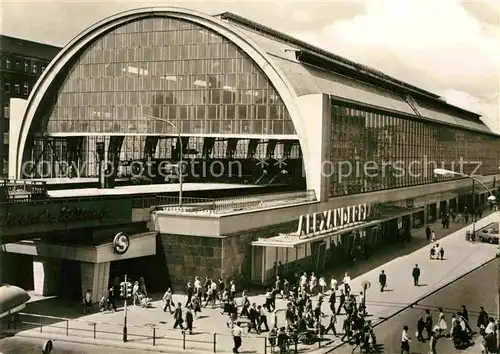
[16,7,315,195]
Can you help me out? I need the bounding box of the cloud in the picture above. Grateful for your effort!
[289,0,500,132]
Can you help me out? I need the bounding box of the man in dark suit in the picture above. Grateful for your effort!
[379,270,387,292]
[412,264,421,286]
[425,225,431,241]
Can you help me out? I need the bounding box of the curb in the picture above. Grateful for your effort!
[13,332,211,354]
[321,255,498,353]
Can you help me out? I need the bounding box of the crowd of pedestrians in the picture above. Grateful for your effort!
[401,304,497,354]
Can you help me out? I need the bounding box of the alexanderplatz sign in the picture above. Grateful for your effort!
[0,198,133,240]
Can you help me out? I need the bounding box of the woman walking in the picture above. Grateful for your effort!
[438,308,448,337]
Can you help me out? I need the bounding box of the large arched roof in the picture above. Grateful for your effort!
[16,7,314,180]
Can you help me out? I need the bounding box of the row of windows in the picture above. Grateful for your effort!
[80,43,246,64]
[42,17,292,136]
[49,103,289,122]
[329,104,500,197]
[1,55,46,74]
[4,81,30,95]
[46,119,295,135]
[27,135,302,179]
[54,88,279,107]
[59,71,270,93]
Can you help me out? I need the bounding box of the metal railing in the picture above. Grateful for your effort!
[0,186,316,215]
[0,179,48,201]
[12,312,235,352]
[156,190,317,214]
[10,312,327,354]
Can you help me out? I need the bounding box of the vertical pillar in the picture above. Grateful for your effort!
[423,207,428,225]
[33,257,61,296]
[436,202,441,220]
[80,262,110,303]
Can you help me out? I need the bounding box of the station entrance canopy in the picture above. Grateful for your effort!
[251,203,423,248]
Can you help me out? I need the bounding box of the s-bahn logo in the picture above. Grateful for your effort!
[113,232,130,255]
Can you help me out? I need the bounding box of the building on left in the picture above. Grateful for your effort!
[0,35,61,178]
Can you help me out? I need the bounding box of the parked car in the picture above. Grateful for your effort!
[478,228,499,244]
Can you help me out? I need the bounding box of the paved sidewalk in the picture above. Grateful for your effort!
[14,212,500,354]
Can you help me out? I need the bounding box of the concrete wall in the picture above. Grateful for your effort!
[159,234,222,289]
[154,174,500,237]
[81,262,110,303]
[295,93,331,201]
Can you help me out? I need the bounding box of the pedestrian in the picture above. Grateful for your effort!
[343,272,351,296]
[417,317,425,341]
[324,311,337,335]
[429,329,438,354]
[461,305,469,323]
[162,288,173,313]
[173,302,184,329]
[108,286,117,311]
[337,289,345,314]
[341,317,351,342]
[186,282,194,308]
[82,289,92,314]
[329,289,336,313]
[330,276,338,292]
[439,246,444,260]
[231,321,243,353]
[185,306,194,334]
[401,325,411,354]
[425,225,431,241]
[431,231,436,243]
[438,308,447,336]
[379,270,387,292]
[424,309,433,339]
[412,264,420,286]
[430,246,436,260]
[477,306,489,329]
[318,276,327,294]
[230,280,236,299]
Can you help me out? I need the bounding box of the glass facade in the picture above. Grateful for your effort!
[39,16,294,136]
[329,102,500,197]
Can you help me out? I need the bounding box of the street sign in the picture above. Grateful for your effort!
[361,280,371,290]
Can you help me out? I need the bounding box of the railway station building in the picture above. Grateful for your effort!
[1,7,500,302]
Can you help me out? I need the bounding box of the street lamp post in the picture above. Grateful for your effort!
[433,168,496,238]
[434,168,499,350]
[142,114,183,207]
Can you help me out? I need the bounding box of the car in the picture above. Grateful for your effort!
[478,228,499,244]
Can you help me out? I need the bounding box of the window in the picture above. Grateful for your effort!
[3,104,9,119]
[24,62,29,72]
[32,64,37,74]
[23,82,29,95]
[15,61,20,70]
[14,84,20,94]
[4,82,10,93]
[41,65,46,72]
[6,58,11,69]
[3,133,9,145]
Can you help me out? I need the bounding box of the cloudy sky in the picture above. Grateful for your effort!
[1,0,499,131]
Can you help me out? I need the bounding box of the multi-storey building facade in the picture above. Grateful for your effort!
[0,35,61,177]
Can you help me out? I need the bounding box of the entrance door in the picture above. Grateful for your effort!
[310,241,326,274]
[60,260,82,301]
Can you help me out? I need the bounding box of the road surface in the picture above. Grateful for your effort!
[0,335,154,354]
[335,259,498,353]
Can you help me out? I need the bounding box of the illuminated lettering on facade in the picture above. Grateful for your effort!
[0,206,106,227]
[297,204,373,236]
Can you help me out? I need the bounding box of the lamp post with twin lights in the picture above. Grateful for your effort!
[142,114,183,207]
[434,168,499,351]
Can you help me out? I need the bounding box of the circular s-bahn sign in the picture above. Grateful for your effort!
[113,232,130,255]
